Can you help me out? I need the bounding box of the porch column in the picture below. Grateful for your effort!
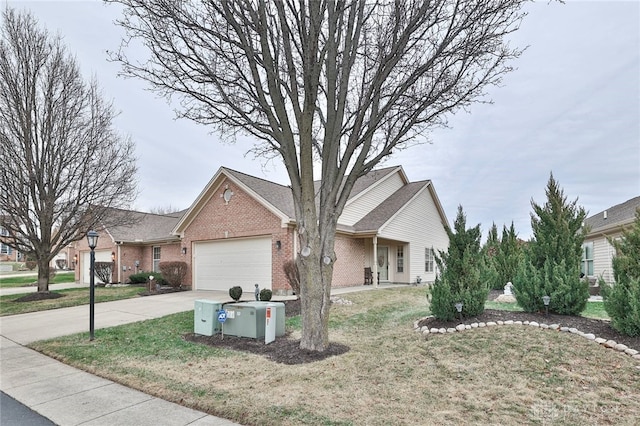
[372,236,378,288]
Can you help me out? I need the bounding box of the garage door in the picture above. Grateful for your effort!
[194,237,272,292]
[82,250,112,284]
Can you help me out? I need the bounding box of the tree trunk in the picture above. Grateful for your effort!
[298,228,334,352]
[37,257,50,293]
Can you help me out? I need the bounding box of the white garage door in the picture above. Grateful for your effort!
[194,237,272,292]
[82,250,112,284]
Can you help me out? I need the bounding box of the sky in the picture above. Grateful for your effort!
[4,0,640,240]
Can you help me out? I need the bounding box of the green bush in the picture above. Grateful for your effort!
[428,206,489,321]
[513,174,588,315]
[514,257,588,315]
[600,209,640,336]
[128,272,166,285]
[229,286,243,301]
[259,288,273,301]
[159,261,187,288]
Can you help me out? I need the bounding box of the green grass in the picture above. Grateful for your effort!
[485,299,610,320]
[0,286,144,316]
[29,287,640,426]
[0,271,76,288]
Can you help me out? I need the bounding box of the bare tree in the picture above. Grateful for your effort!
[148,204,182,215]
[110,0,527,351]
[0,8,138,293]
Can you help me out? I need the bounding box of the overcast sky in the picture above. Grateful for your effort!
[4,0,640,240]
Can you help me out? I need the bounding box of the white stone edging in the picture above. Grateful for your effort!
[413,316,640,361]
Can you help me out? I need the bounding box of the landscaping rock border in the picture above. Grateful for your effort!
[413,316,640,362]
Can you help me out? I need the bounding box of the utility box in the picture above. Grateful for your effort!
[194,299,223,336]
[223,301,286,339]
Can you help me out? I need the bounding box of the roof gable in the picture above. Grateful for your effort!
[352,180,449,234]
[173,167,294,235]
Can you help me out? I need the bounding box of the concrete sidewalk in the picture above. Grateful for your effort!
[0,290,246,425]
[0,285,392,425]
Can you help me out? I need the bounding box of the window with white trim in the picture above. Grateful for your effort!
[425,248,434,273]
[397,246,404,273]
[152,246,161,272]
[1,243,12,255]
[581,242,594,276]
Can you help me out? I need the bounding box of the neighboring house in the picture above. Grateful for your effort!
[582,196,640,284]
[0,219,21,263]
[74,209,184,284]
[77,166,450,294]
[174,165,449,294]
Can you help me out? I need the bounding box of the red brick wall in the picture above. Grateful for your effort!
[332,235,365,287]
[181,177,294,292]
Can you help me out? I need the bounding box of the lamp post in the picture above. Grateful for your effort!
[542,295,551,317]
[454,302,463,322]
[87,230,98,341]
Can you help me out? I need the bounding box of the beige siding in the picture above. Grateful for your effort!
[588,232,622,284]
[378,187,448,283]
[339,172,405,226]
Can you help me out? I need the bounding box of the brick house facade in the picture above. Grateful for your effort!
[77,166,450,295]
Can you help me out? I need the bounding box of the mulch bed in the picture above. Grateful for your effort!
[13,292,65,302]
[184,298,350,365]
[418,290,640,351]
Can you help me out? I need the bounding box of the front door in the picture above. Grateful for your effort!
[377,246,389,281]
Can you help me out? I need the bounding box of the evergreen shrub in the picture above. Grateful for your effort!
[601,209,640,336]
[428,206,489,321]
[229,286,243,301]
[259,288,273,301]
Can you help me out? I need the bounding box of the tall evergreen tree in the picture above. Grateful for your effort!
[513,174,589,314]
[429,206,490,321]
[483,222,502,289]
[493,222,522,289]
[600,209,640,336]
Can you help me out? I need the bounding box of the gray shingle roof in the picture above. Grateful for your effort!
[105,209,183,243]
[584,196,640,233]
[223,168,297,218]
[353,181,429,232]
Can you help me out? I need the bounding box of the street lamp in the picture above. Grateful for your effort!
[454,302,463,322]
[542,295,551,317]
[87,230,98,340]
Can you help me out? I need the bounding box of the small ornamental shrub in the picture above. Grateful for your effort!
[159,261,187,288]
[94,262,113,284]
[25,255,37,271]
[128,272,166,285]
[48,267,57,281]
[259,288,273,301]
[283,260,300,296]
[229,286,243,301]
[601,209,640,336]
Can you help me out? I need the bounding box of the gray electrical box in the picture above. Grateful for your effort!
[194,299,223,336]
[223,301,286,339]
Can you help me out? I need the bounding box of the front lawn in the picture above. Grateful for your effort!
[0,286,144,316]
[0,271,76,288]
[30,287,639,425]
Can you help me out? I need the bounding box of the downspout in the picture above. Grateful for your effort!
[116,242,122,283]
[373,236,378,288]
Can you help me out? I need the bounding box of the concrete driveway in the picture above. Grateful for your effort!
[0,290,231,345]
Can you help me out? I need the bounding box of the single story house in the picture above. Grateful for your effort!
[582,195,640,284]
[75,165,450,294]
